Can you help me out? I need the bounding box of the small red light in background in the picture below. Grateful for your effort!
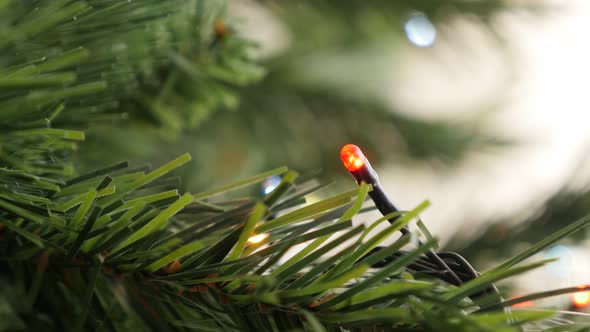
[573,289,590,308]
[341,144,366,172]
[513,300,534,308]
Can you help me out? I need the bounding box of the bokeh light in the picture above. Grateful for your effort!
[261,175,282,195]
[247,233,270,245]
[572,290,590,308]
[544,245,575,277]
[404,12,437,48]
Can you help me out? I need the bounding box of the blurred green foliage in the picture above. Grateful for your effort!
[74,0,516,190]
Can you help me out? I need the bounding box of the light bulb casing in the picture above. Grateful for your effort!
[340,144,379,185]
[341,144,366,172]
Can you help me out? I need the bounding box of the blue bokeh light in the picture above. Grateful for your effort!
[404,12,437,48]
[544,245,574,278]
[261,175,282,195]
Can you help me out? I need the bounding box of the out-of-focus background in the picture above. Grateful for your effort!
[228,0,590,309]
[78,0,590,309]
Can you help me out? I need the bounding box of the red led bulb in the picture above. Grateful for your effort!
[340,144,366,172]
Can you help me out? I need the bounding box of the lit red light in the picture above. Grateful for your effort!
[340,144,366,172]
[573,289,590,308]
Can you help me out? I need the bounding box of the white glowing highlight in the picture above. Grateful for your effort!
[261,175,281,195]
[544,245,574,277]
[404,12,436,48]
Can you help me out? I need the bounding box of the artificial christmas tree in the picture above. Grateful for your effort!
[1,1,590,331]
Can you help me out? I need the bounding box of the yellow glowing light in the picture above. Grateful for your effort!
[247,233,269,245]
[349,155,363,169]
[573,291,590,307]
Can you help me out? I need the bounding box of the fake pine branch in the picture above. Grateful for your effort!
[2,142,590,330]
[1,1,589,331]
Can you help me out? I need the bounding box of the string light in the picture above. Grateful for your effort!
[261,175,282,195]
[404,12,437,48]
[247,233,269,245]
[339,143,464,287]
[513,300,534,308]
[339,144,379,186]
[340,144,366,172]
[339,145,505,313]
[249,177,281,247]
[544,245,574,278]
[214,19,227,39]
[573,288,590,308]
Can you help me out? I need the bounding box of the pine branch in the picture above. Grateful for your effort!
[0,0,263,130]
[1,1,588,331]
[2,139,590,330]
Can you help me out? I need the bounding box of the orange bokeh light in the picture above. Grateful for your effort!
[340,144,366,172]
[513,300,534,308]
[573,291,590,307]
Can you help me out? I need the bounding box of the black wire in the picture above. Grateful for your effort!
[365,180,511,319]
[438,252,504,307]
[342,154,511,320]
[370,249,474,282]
[368,183,464,286]
[368,249,506,309]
